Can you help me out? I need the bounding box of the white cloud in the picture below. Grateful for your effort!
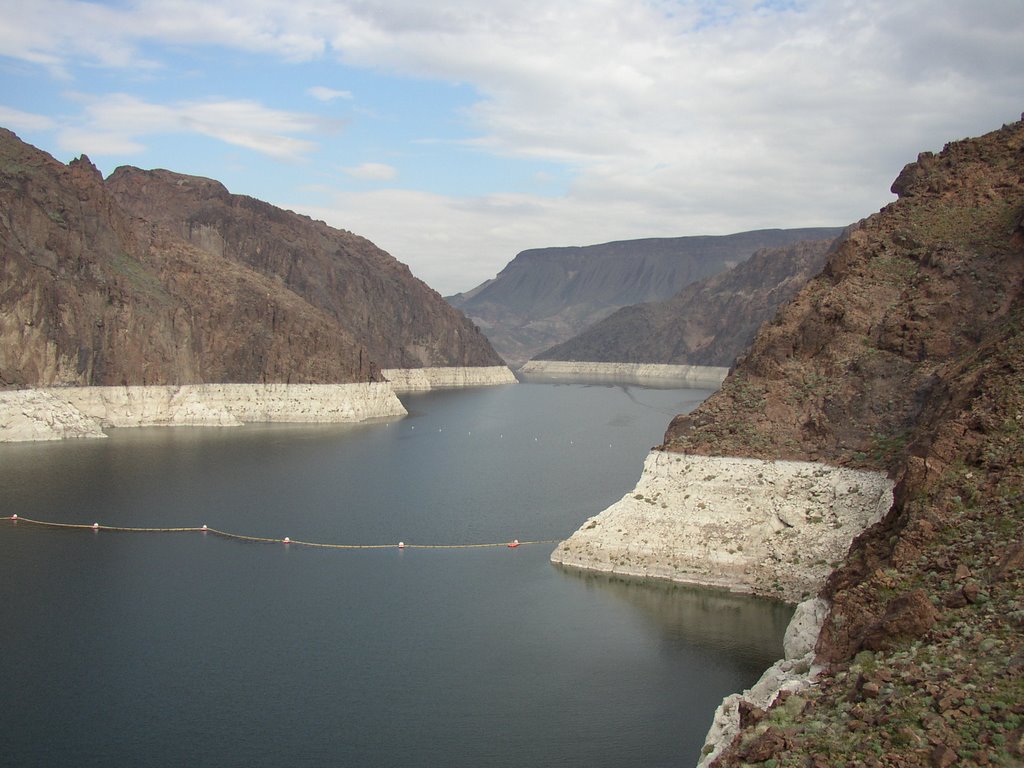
[307,86,353,102]
[54,93,321,161]
[0,106,55,133]
[343,162,398,181]
[4,0,1023,295]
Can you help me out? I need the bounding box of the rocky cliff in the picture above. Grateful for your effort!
[446,228,844,367]
[0,128,503,388]
[666,120,1024,765]
[533,238,838,367]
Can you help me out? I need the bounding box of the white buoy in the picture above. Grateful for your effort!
[92,522,99,529]
[398,541,405,549]
[10,514,17,520]
[201,524,208,531]
[283,537,291,544]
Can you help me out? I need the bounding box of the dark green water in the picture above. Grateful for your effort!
[0,382,791,767]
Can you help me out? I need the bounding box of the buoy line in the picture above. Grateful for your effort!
[2,515,556,550]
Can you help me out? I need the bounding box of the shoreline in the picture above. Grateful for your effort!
[0,367,516,442]
[551,451,893,604]
[550,449,895,766]
[381,365,517,393]
[518,360,729,388]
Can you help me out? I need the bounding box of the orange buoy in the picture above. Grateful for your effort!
[508,539,520,548]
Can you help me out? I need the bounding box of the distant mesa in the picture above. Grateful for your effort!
[531,236,842,371]
[446,227,845,368]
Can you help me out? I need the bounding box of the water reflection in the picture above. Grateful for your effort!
[556,566,793,667]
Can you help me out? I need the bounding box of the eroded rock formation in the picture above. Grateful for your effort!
[0,128,504,389]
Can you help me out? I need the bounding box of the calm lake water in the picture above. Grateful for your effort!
[0,382,791,767]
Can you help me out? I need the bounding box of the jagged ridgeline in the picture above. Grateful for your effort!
[665,118,1024,472]
[681,119,1024,765]
[0,128,503,388]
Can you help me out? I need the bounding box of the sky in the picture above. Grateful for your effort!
[1,1,1021,296]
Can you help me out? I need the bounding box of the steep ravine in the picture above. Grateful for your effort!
[555,118,1024,766]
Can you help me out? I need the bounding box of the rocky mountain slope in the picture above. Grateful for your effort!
[533,237,838,367]
[0,129,502,388]
[447,228,844,367]
[665,119,1024,765]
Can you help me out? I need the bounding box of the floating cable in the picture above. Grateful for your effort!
[3,514,557,550]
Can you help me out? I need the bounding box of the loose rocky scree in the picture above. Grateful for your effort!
[690,119,1024,766]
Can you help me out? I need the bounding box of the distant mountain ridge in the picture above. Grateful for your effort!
[0,128,503,388]
[533,237,840,367]
[446,228,846,366]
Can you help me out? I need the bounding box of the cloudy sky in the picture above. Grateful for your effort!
[1,1,1021,295]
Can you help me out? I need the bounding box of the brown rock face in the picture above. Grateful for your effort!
[700,120,1024,767]
[859,588,939,652]
[0,129,503,386]
[664,120,1024,471]
[106,167,502,371]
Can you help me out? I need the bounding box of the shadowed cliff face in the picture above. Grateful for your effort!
[106,167,503,371]
[688,121,1024,766]
[0,129,503,387]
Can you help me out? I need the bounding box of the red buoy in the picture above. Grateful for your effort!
[508,539,520,548]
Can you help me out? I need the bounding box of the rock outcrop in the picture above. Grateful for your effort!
[0,128,504,389]
[549,117,1024,766]
[447,228,844,367]
[552,452,893,603]
[679,120,1022,765]
[533,238,838,367]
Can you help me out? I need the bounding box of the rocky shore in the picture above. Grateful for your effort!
[381,365,517,393]
[551,451,894,604]
[519,360,728,388]
[0,367,516,442]
[0,383,406,441]
[550,450,895,766]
